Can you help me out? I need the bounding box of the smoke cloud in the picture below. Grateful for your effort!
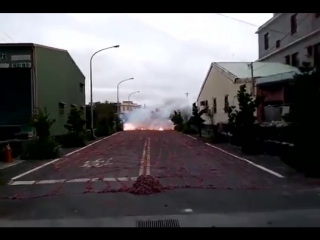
[123,97,192,130]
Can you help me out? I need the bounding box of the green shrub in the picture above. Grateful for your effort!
[60,132,86,148]
[63,107,87,148]
[95,117,114,137]
[21,138,61,160]
[182,125,198,134]
[21,108,59,160]
[174,124,184,132]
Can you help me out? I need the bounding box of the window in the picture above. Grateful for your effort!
[79,83,85,93]
[291,52,299,67]
[264,33,269,50]
[200,100,208,107]
[315,13,320,18]
[58,102,65,115]
[285,55,290,65]
[224,95,229,113]
[276,40,280,48]
[290,14,297,35]
[213,98,217,114]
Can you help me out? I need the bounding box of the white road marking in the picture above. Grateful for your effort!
[10,132,120,181]
[204,142,285,178]
[139,140,147,176]
[186,135,197,140]
[146,138,151,175]
[186,134,284,178]
[79,158,113,168]
[10,180,36,185]
[182,209,193,213]
[8,177,138,186]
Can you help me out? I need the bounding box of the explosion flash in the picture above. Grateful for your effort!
[122,100,190,132]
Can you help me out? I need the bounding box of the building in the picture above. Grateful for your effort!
[120,101,141,113]
[0,43,85,139]
[196,62,300,125]
[256,13,320,68]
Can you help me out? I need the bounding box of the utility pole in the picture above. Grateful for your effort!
[248,62,255,96]
[185,92,189,98]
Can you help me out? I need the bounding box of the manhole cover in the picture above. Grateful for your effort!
[136,219,180,227]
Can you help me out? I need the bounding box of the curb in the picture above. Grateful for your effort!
[185,134,285,179]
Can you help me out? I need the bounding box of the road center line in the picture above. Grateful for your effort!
[186,134,284,178]
[146,137,151,175]
[139,139,148,176]
[10,132,121,181]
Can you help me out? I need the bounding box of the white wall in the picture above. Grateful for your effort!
[197,66,251,124]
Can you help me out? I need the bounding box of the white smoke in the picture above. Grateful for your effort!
[124,97,192,130]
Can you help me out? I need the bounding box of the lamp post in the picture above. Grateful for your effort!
[116,78,134,115]
[128,91,140,101]
[89,45,119,137]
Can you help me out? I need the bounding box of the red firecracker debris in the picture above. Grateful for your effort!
[127,175,165,195]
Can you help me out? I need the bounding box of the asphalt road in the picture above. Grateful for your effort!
[1,130,320,227]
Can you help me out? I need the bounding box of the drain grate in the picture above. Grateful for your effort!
[136,219,180,228]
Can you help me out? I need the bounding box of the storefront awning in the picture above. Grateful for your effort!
[256,70,301,86]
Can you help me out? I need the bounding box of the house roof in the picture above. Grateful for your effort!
[255,13,283,34]
[0,43,85,79]
[216,62,300,80]
[196,61,300,101]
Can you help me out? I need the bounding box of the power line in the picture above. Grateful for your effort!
[215,13,299,36]
[215,13,259,28]
[253,13,310,72]
[3,32,14,42]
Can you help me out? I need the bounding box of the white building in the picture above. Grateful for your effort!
[196,62,300,125]
[120,101,141,113]
[256,13,320,68]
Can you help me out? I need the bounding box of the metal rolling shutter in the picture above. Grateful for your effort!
[0,68,32,126]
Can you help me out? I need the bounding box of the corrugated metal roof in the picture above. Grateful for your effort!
[0,43,67,52]
[215,62,300,80]
[196,61,300,102]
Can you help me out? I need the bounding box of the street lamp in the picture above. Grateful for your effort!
[128,91,140,101]
[89,45,119,137]
[117,77,134,115]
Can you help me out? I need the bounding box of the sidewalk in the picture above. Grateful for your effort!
[0,137,105,185]
[188,134,300,179]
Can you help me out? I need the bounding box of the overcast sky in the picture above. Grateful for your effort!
[0,13,272,107]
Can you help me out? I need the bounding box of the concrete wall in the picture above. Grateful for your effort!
[197,66,251,124]
[258,13,320,63]
[35,46,85,136]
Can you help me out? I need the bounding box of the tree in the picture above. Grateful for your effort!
[227,84,259,151]
[21,108,60,160]
[170,110,183,126]
[281,68,320,176]
[63,107,87,147]
[189,102,205,137]
[64,107,87,134]
[31,108,55,140]
[206,108,220,142]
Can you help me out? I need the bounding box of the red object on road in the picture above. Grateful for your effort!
[4,144,12,163]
